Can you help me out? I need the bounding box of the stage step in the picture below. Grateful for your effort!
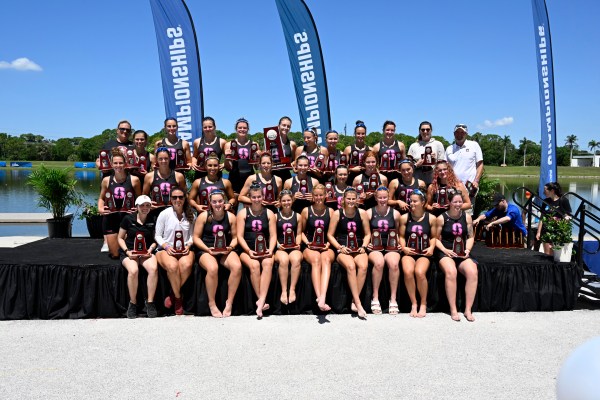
[0,213,54,223]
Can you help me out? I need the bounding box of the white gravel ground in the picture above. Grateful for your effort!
[1,311,599,400]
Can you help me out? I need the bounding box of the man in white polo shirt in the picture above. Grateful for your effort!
[446,124,483,198]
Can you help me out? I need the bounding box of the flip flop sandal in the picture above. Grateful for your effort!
[371,300,382,315]
[388,301,399,315]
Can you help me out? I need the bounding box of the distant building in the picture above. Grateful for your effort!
[570,155,600,167]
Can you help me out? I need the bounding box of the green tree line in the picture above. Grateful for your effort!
[0,129,596,167]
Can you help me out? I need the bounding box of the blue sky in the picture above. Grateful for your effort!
[0,1,598,150]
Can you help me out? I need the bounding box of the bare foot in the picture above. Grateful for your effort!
[417,305,427,318]
[451,312,460,321]
[209,304,223,318]
[464,312,476,322]
[256,299,265,318]
[317,297,331,311]
[357,305,367,319]
[409,304,418,318]
[263,303,270,311]
[351,302,358,313]
[288,289,297,304]
[222,301,233,318]
[280,291,288,305]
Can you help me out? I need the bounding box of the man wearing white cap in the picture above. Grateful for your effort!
[446,124,483,196]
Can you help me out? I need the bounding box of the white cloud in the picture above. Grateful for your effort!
[477,117,514,129]
[0,57,43,72]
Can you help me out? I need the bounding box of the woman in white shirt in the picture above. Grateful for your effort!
[155,186,196,315]
[407,121,446,187]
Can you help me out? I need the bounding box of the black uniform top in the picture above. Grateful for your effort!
[160,137,186,170]
[120,213,156,250]
[201,211,233,248]
[370,206,396,244]
[334,209,364,247]
[243,208,270,250]
[276,211,298,244]
[290,175,314,213]
[108,174,135,211]
[305,206,330,244]
[440,211,468,250]
[150,170,178,205]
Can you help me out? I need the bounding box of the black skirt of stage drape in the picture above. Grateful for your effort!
[0,239,581,319]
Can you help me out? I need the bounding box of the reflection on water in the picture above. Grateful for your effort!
[0,169,102,237]
[1,170,598,237]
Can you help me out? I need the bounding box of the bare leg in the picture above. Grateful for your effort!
[122,258,139,303]
[385,252,401,306]
[319,250,334,312]
[459,259,478,322]
[439,257,459,321]
[337,253,366,319]
[275,251,289,305]
[157,252,182,298]
[415,257,430,318]
[402,256,418,317]
[369,252,385,302]
[141,256,158,303]
[222,252,242,317]
[200,253,222,318]
[106,233,120,259]
[288,250,302,303]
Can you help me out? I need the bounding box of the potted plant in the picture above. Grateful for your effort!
[78,201,103,238]
[27,164,83,238]
[540,215,573,262]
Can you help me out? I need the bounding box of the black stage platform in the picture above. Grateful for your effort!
[0,238,582,319]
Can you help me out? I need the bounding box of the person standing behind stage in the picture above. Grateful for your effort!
[224,118,257,199]
[372,120,405,182]
[407,121,446,187]
[322,130,343,182]
[388,159,426,215]
[188,154,236,214]
[283,154,318,214]
[295,128,327,182]
[96,120,135,253]
[143,147,187,218]
[192,117,227,179]
[98,149,142,259]
[238,153,283,213]
[343,120,371,183]
[154,118,193,171]
[271,116,298,182]
[536,182,572,256]
[130,130,154,191]
[446,124,483,199]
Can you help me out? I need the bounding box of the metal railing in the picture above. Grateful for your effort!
[513,187,600,269]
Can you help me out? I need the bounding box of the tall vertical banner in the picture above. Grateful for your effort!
[149,0,203,142]
[275,0,331,144]
[531,0,557,197]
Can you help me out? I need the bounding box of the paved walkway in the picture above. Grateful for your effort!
[1,312,599,399]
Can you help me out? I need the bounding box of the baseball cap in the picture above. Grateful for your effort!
[454,124,468,133]
[135,195,152,206]
[492,193,506,207]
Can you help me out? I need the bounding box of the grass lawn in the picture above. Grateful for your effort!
[1,161,95,170]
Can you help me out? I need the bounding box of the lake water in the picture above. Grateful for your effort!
[1,169,598,237]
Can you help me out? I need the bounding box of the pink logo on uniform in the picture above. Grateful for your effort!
[252,220,262,232]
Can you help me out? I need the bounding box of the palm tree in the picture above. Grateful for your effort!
[520,137,529,167]
[501,135,510,166]
[565,135,578,165]
[589,140,599,154]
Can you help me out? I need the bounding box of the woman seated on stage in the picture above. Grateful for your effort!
[189,154,236,214]
[143,147,186,217]
[270,116,298,182]
[388,159,426,214]
[372,120,405,182]
[343,120,371,183]
[275,190,303,305]
[300,184,335,312]
[224,117,258,199]
[154,117,193,171]
[328,164,350,210]
[536,181,572,255]
[352,151,388,210]
[99,149,142,259]
[322,130,343,182]
[294,128,327,182]
[435,191,477,322]
[426,160,470,217]
[130,129,154,190]
[366,186,402,315]
[327,187,370,319]
[238,153,283,212]
[192,116,227,179]
[194,190,241,318]
[399,189,438,318]
[154,187,195,316]
[117,195,159,319]
[237,183,277,318]
[283,154,319,213]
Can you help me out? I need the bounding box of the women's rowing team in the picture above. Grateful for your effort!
[99,117,477,322]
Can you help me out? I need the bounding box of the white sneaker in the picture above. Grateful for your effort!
[100,243,109,252]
